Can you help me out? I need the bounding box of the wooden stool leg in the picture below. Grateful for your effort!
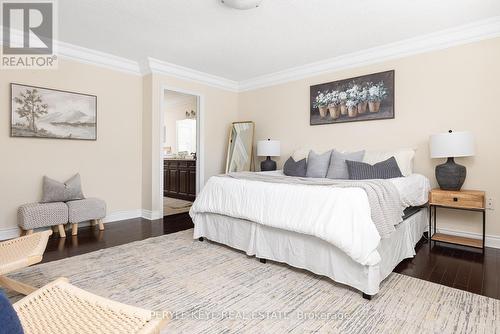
[0,276,36,295]
[19,229,26,237]
[71,223,78,236]
[98,219,104,231]
[26,229,34,235]
[90,219,97,227]
[58,224,66,238]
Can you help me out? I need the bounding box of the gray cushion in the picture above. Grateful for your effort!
[41,174,85,203]
[346,156,403,180]
[283,157,307,177]
[326,150,365,179]
[67,197,106,223]
[306,150,332,178]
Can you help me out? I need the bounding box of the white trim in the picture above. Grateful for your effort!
[141,209,162,220]
[0,27,142,75]
[158,85,205,217]
[3,17,500,91]
[238,16,500,91]
[58,41,142,75]
[437,227,500,249]
[0,209,144,240]
[103,209,142,223]
[145,57,239,92]
[0,227,21,240]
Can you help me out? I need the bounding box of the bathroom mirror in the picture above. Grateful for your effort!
[225,121,255,173]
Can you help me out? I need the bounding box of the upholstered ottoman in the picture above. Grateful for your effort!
[18,202,68,237]
[66,198,106,236]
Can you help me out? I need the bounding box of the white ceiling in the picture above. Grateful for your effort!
[59,0,500,81]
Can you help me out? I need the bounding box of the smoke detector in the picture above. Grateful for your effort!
[221,0,263,10]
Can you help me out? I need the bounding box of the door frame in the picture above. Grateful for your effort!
[159,85,204,217]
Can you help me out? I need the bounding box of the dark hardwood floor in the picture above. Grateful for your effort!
[42,215,499,300]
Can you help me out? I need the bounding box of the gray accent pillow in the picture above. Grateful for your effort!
[306,150,332,178]
[283,157,307,177]
[326,149,365,179]
[41,174,85,203]
[346,156,403,180]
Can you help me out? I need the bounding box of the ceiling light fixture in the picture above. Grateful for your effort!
[220,0,263,10]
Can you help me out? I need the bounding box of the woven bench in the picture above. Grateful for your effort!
[67,198,106,236]
[18,203,68,237]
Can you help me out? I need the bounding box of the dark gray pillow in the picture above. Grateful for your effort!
[346,156,403,180]
[283,157,307,177]
[326,149,365,179]
[41,174,85,203]
[306,150,332,178]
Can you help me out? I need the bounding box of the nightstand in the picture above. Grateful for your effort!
[429,188,486,251]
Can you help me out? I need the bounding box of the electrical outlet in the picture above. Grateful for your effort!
[486,197,494,210]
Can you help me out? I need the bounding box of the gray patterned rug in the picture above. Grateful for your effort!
[7,229,500,333]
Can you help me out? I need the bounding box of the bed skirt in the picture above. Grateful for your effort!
[192,208,427,296]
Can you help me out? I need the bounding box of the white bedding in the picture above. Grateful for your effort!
[260,170,431,209]
[190,172,430,267]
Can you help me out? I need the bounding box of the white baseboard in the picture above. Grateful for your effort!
[104,210,143,223]
[141,209,162,220]
[437,227,500,249]
[0,227,21,240]
[0,209,144,241]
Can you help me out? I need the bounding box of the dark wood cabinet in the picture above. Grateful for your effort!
[164,159,196,201]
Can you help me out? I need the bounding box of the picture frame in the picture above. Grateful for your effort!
[10,83,97,140]
[310,70,395,125]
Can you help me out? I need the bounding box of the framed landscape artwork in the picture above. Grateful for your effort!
[310,70,394,125]
[10,83,97,140]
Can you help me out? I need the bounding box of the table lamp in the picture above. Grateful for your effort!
[430,130,475,191]
[257,139,280,171]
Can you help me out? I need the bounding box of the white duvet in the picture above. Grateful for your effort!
[190,173,430,267]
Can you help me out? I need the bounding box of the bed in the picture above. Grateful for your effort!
[190,170,430,298]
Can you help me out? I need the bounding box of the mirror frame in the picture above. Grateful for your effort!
[225,121,255,173]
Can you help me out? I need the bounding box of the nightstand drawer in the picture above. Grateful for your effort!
[429,189,485,209]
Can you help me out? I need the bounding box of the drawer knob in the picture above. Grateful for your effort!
[453,197,458,202]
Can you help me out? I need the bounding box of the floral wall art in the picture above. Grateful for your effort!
[310,70,394,125]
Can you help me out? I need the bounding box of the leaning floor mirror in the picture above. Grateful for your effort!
[226,121,255,173]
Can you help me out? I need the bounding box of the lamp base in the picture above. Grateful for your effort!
[261,156,277,171]
[435,157,466,191]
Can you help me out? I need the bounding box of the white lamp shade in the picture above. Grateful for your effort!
[430,131,475,158]
[257,140,280,157]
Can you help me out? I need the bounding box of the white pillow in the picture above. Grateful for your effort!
[363,148,416,177]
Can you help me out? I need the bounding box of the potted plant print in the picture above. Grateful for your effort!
[339,91,348,115]
[346,100,358,118]
[346,85,360,117]
[357,87,369,114]
[327,91,341,119]
[314,91,330,118]
[368,82,388,113]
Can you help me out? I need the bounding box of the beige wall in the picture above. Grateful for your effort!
[0,59,143,234]
[238,37,500,237]
[141,74,238,215]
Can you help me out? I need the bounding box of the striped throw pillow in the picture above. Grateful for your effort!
[346,156,403,180]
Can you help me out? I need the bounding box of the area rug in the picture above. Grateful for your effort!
[164,197,192,216]
[7,230,499,333]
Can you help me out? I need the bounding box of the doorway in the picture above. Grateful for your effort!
[162,89,199,217]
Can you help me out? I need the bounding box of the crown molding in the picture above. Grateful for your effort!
[2,17,500,92]
[143,57,239,92]
[58,41,142,75]
[238,16,500,91]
